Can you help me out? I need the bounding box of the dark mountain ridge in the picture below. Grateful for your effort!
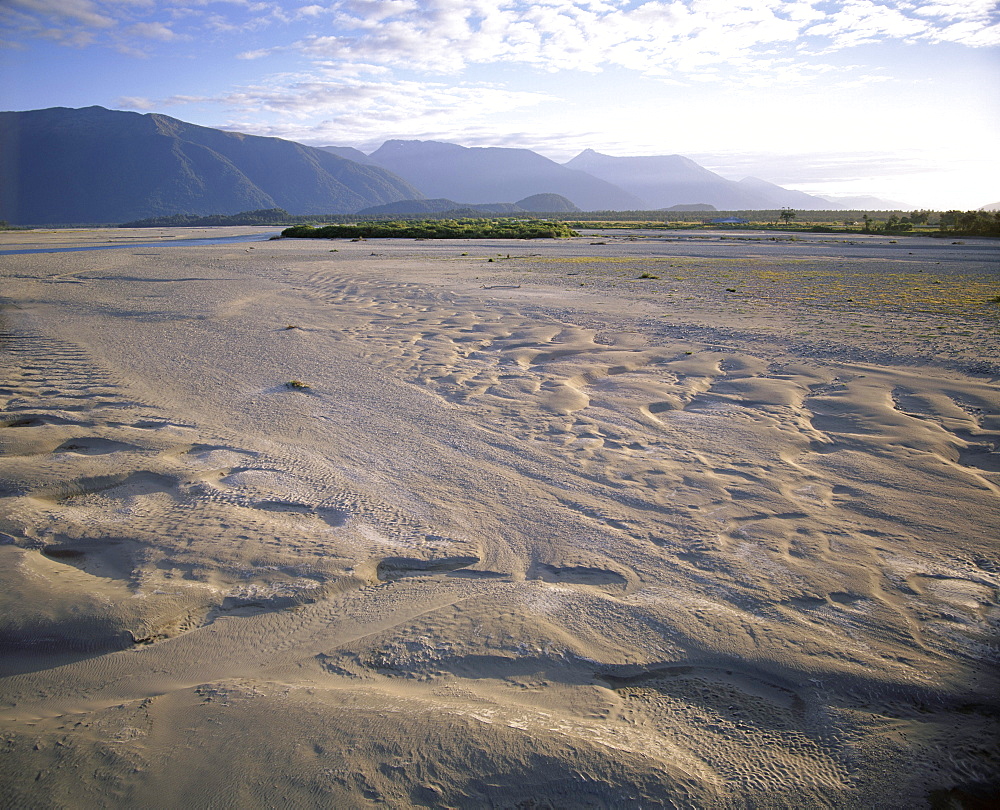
[0,106,422,225]
[357,193,580,216]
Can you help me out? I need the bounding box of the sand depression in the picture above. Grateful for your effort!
[1,227,998,807]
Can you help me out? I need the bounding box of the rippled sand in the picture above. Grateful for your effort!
[1,228,998,807]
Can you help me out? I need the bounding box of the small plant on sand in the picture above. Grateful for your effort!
[286,380,309,390]
[284,325,300,330]
[990,295,1000,304]
[639,272,659,279]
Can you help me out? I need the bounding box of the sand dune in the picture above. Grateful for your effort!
[1,228,998,807]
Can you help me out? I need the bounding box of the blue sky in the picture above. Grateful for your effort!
[2,0,998,208]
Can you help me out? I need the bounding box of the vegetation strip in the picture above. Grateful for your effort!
[106,207,1000,238]
[281,219,579,239]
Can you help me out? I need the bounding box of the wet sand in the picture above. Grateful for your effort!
[1,228,998,807]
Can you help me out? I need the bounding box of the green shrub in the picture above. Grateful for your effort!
[281,218,579,240]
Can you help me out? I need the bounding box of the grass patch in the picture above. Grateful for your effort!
[282,219,578,240]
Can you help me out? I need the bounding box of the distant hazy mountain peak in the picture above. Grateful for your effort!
[732,176,838,208]
[374,139,466,156]
[561,150,841,210]
[366,139,645,210]
[821,194,915,210]
[568,149,700,167]
[572,148,609,161]
[515,193,580,212]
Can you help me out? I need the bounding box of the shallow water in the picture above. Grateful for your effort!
[0,231,280,255]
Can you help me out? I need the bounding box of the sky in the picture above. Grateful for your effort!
[2,0,999,209]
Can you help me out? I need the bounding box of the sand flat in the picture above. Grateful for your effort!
[1,229,998,807]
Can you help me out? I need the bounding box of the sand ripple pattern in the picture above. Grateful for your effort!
[1,238,998,808]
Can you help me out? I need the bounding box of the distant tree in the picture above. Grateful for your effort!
[779,208,796,225]
[880,215,912,232]
[121,208,293,228]
[943,210,1000,236]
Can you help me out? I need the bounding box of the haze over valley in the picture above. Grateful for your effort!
[2,106,899,227]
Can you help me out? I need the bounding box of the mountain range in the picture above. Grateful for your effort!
[1,106,898,225]
[366,140,646,211]
[0,106,421,225]
[565,149,802,210]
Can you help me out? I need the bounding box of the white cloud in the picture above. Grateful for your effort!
[167,75,555,146]
[931,19,1000,46]
[7,0,116,29]
[237,47,275,59]
[805,1,933,48]
[3,0,997,70]
[0,0,289,49]
[127,21,177,40]
[292,0,1000,79]
[912,0,998,21]
[117,95,158,109]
